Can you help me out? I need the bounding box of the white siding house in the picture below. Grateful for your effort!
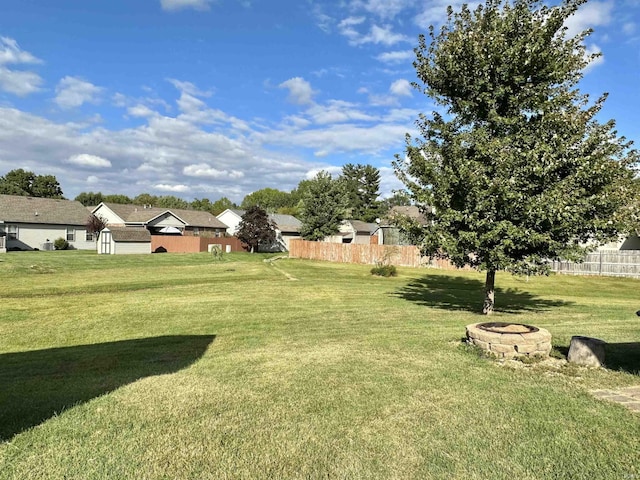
[92,202,227,237]
[0,194,95,252]
[216,209,302,251]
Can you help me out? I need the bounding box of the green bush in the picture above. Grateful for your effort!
[370,264,397,277]
[54,237,69,250]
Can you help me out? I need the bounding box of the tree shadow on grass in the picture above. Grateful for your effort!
[604,343,640,375]
[0,335,215,441]
[395,274,572,314]
[553,342,640,375]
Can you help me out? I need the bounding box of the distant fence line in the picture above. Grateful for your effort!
[288,240,463,270]
[289,240,640,279]
[550,250,640,279]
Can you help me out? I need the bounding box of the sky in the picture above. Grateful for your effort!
[0,0,638,203]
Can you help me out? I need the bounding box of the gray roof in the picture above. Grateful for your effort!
[220,209,302,233]
[100,203,228,229]
[384,206,430,226]
[106,226,151,242]
[347,220,378,234]
[0,194,91,226]
[269,213,302,233]
[226,208,246,217]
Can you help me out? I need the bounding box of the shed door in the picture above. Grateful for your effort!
[100,232,112,254]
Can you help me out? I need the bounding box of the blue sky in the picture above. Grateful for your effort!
[0,0,638,203]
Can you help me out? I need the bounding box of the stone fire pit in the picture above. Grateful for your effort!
[466,322,552,359]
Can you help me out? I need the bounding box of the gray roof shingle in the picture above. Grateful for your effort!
[106,226,151,242]
[101,203,228,229]
[0,194,91,226]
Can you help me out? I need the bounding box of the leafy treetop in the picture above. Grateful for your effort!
[0,169,63,199]
[394,0,638,314]
[236,206,277,253]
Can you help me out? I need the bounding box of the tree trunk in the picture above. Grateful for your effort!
[482,270,495,315]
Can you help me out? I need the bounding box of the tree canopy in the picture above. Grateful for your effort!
[0,169,63,198]
[236,206,277,253]
[299,171,348,241]
[341,164,382,222]
[75,191,104,206]
[394,0,638,314]
[241,188,295,213]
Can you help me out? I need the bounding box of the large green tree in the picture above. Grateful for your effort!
[241,188,293,213]
[236,206,276,253]
[103,194,132,204]
[0,169,63,198]
[394,0,637,314]
[75,191,105,206]
[340,164,382,222]
[133,193,158,206]
[299,171,347,241]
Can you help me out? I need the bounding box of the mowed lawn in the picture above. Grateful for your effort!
[1,251,639,479]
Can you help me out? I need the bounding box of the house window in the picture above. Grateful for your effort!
[86,231,95,241]
[193,227,200,236]
[66,227,75,242]
[7,225,18,240]
[215,231,221,238]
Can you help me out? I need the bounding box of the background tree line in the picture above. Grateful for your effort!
[1,164,412,222]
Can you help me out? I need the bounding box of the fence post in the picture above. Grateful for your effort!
[599,250,603,276]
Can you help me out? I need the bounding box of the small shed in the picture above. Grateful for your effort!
[98,227,151,255]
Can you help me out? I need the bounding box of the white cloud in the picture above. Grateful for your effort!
[127,104,157,118]
[55,76,103,109]
[389,79,413,97]
[414,0,472,29]
[160,0,214,11]
[357,87,399,107]
[279,77,316,105]
[168,78,212,97]
[0,37,42,65]
[67,154,112,168]
[376,49,414,64]
[154,183,190,192]
[183,163,244,178]
[583,43,605,72]
[0,67,44,96]
[312,4,334,33]
[305,166,344,178]
[87,175,100,184]
[0,37,44,96]
[352,0,416,20]
[342,23,410,46]
[305,100,377,124]
[622,22,636,35]
[338,16,367,42]
[564,1,613,38]
[266,122,412,156]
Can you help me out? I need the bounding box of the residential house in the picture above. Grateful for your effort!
[92,202,228,237]
[374,206,431,246]
[595,234,640,250]
[0,194,95,252]
[325,219,378,244]
[216,209,302,251]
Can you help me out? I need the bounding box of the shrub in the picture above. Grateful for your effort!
[54,237,69,250]
[371,264,397,277]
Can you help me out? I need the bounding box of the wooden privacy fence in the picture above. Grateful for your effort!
[288,239,462,269]
[550,250,640,279]
[151,235,247,253]
[289,241,640,278]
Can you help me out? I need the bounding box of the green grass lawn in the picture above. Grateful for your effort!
[1,250,639,479]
